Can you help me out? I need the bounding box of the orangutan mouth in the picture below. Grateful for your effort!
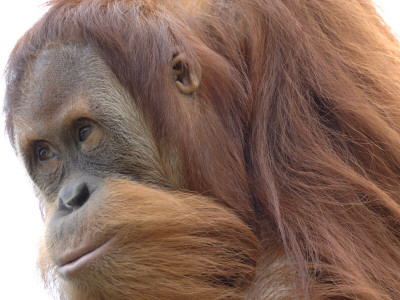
[57,237,115,276]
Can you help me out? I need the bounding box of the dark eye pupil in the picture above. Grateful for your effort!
[78,126,93,142]
[38,147,53,161]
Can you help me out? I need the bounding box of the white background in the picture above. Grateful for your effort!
[0,1,399,299]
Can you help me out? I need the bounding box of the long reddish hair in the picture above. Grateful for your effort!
[4,0,400,298]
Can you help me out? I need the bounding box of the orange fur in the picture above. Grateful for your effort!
[4,0,400,299]
[38,180,259,299]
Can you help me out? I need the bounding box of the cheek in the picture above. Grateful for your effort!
[38,179,259,299]
[31,159,63,195]
[41,159,62,176]
[34,186,58,219]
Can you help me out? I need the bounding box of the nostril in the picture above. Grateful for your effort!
[58,177,99,211]
[67,182,90,208]
[57,176,101,211]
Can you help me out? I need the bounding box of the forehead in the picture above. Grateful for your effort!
[15,44,118,124]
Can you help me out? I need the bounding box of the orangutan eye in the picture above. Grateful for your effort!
[38,146,56,162]
[78,126,94,142]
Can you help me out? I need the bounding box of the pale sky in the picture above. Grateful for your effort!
[0,1,399,299]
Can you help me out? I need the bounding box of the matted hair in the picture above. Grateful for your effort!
[4,0,400,298]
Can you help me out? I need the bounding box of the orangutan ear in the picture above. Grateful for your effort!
[172,53,200,95]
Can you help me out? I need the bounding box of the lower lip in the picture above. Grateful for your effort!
[57,237,115,276]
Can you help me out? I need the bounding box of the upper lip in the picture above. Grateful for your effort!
[56,236,115,276]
